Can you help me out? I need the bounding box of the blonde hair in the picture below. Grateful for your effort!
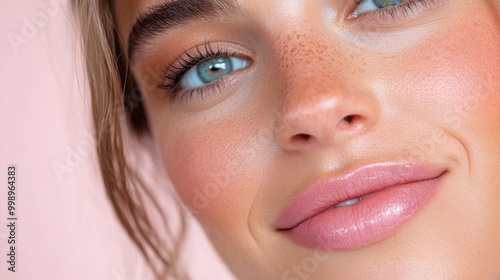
[74,1,187,279]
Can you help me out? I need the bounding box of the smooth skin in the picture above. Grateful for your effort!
[115,0,500,279]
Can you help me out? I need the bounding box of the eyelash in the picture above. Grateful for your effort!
[158,0,435,102]
[158,43,235,101]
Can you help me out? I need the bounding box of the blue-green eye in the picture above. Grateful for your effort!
[180,57,249,90]
[351,0,404,17]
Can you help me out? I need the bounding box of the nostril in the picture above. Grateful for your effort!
[337,114,363,131]
[291,133,312,142]
[343,115,355,124]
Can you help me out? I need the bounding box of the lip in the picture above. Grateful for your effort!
[275,161,447,250]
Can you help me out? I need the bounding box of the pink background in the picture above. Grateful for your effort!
[0,1,234,279]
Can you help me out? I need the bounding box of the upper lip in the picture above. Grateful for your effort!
[274,161,447,230]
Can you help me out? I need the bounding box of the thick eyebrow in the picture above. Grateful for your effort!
[127,0,241,62]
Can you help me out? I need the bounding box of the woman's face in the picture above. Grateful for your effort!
[115,0,500,278]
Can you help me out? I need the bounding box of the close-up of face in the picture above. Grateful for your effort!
[113,0,500,279]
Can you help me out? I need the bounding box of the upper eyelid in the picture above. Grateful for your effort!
[128,0,242,63]
[158,40,256,87]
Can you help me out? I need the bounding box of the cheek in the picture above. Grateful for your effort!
[390,8,500,264]
[390,14,500,131]
[162,120,240,224]
[157,109,269,232]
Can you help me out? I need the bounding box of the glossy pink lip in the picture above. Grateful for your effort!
[275,161,447,250]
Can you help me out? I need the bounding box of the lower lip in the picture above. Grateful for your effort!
[281,176,443,250]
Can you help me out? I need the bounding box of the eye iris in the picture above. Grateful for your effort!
[374,0,404,8]
[197,57,233,84]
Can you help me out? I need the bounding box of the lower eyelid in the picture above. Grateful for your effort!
[174,65,251,104]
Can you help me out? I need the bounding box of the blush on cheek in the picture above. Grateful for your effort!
[158,115,264,231]
[398,16,500,129]
[162,126,235,215]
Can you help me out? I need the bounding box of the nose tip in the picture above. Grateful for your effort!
[275,95,379,152]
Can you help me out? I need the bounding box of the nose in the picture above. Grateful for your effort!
[273,38,380,152]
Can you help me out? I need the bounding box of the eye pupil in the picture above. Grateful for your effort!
[209,63,226,72]
[197,57,233,83]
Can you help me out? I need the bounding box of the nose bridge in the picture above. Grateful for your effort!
[275,29,353,110]
[276,30,340,86]
[272,29,380,151]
